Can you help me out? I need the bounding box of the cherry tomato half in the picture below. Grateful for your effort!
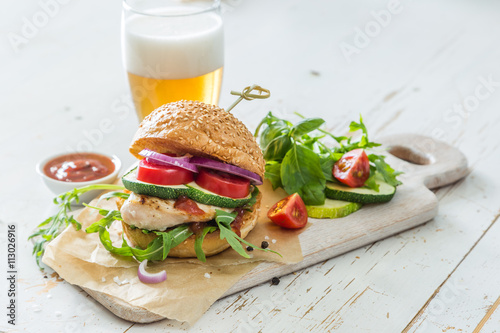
[267,193,308,229]
[195,168,250,199]
[333,148,370,188]
[137,158,194,186]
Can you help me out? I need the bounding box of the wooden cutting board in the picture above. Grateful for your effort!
[82,134,468,323]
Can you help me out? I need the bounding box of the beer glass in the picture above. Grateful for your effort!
[122,0,224,120]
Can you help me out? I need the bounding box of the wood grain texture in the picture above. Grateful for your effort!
[6,0,500,331]
[82,133,467,323]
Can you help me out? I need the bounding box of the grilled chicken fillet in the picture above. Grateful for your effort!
[120,192,232,231]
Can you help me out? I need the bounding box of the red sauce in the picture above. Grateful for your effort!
[231,208,246,237]
[174,195,205,215]
[189,222,205,236]
[43,153,115,182]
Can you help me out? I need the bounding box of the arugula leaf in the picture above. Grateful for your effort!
[195,226,217,262]
[215,210,238,226]
[100,191,130,201]
[300,134,326,152]
[69,201,280,263]
[363,173,380,192]
[215,211,250,258]
[348,115,382,150]
[98,228,133,257]
[29,184,126,267]
[84,206,123,233]
[130,226,193,262]
[85,206,194,262]
[281,144,326,205]
[214,210,281,258]
[159,231,173,260]
[372,156,403,186]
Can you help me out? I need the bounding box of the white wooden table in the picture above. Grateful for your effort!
[1,0,499,332]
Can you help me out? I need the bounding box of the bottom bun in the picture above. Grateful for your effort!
[121,193,261,258]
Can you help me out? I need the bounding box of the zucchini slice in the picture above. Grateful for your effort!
[122,167,254,208]
[306,199,362,219]
[185,182,254,208]
[122,168,189,199]
[325,179,396,204]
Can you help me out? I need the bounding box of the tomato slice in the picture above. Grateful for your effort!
[333,148,370,187]
[195,168,250,199]
[137,158,194,185]
[267,193,308,229]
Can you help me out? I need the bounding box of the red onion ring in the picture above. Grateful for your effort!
[138,259,167,284]
[138,149,198,173]
[189,157,263,185]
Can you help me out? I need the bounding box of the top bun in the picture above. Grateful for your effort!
[129,100,265,179]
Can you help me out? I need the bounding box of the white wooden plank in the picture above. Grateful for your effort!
[405,216,500,332]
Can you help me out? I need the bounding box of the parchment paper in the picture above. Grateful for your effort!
[42,180,304,324]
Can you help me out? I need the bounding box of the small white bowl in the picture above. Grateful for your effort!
[36,152,122,205]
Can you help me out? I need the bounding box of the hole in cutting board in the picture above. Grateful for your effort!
[387,146,432,165]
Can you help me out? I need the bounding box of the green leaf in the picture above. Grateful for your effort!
[349,114,368,135]
[300,134,326,151]
[131,226,193,262]
[159,232,172,260]
[242,186,260,211]
[194,226,217,262]
[214,210,281,258]
[265,162,283,190]
[100,191,130,201]
[347,115,382,150]
[68,216,82,231]
[98,227,133,257]
[216,221,250,258]
[263,134,292,161]
[85,208,122,233]
[215,210,238,227]
[319,155,335,182]
[281,144,326,205]
[260,120,291,149]
[290,118,325,138]
[254,111,279,137]
[28,184,126,267]
[373,157,403,186]
[363,172,380,192]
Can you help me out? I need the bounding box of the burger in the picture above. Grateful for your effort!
[117,100,266,260]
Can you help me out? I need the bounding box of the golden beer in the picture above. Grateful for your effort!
[127,67,223,120]
[122,0,224,120]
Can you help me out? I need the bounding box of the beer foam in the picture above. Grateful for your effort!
[123,7,224,80]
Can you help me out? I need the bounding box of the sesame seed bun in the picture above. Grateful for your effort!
[121,193,261,258]
[129,100,265,180]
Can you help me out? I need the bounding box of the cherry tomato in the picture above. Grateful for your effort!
[333,149,370,187]
[137,158,194,185]
[267,193,308,229]
[195,168,250,199]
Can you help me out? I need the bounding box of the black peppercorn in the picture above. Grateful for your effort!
[261,241,269,249]
[271,277,280,285]
[246,246,254,251]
